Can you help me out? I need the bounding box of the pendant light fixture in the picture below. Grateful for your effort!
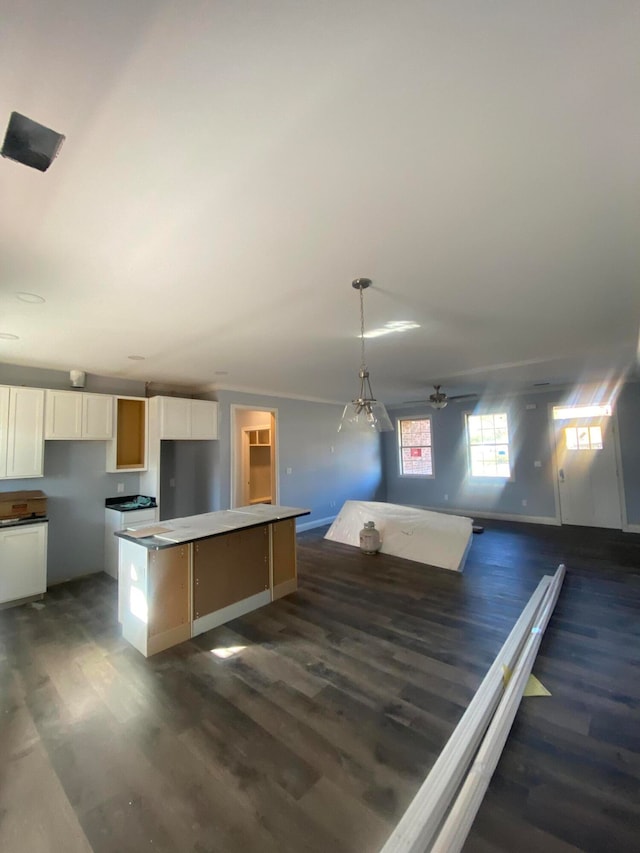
[338,278,394,433]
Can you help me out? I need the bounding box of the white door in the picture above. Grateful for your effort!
[554,414,622,529]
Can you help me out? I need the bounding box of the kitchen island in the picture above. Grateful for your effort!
[115,504,310,657]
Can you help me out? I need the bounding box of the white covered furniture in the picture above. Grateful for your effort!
[325,500,473,572]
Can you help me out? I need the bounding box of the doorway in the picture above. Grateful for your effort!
[230,406,279,508]
[552,406,623,529]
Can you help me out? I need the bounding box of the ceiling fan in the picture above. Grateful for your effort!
[405,385,479,409]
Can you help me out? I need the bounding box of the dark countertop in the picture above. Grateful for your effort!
[105,495,157,512]
[0,517,48,530]
[115,505,310,550]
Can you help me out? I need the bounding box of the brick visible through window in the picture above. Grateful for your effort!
[398,417,433,476]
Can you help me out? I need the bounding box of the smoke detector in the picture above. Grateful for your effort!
[69,370,86,389]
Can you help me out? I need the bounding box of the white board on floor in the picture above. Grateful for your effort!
[325,500,473,572]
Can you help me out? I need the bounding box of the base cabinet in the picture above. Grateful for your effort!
[271,518,297,599]
[117,505,308,656]
[105,507,158,580]
[194,526,269,619]
[0,523,48,606]
[119,539,190,656]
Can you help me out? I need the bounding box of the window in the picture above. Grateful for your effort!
[466,412,511,478]
[398,417,433,476]
[553,404,611,420]
[565,425,603,451]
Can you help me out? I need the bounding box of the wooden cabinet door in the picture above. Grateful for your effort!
[6,388,44,478]
[0,386,9,478]
[45,389,82,439]
[193,525,269,618]
[0,523,47,603]
[272,518,296,586]
[159,397,191,439]
[191,399,218,439]
[148,546,189,637]
[83,393,113,439]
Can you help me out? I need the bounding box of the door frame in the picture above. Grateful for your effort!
[548,402,627,530]
[230,404,280,508]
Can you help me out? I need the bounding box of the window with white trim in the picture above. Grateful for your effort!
[466,412,511,478]
[398,417,433,476]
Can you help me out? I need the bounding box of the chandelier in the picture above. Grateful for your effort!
[338,278,394,433]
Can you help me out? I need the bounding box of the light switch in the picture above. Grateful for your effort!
[286,467,292,475]
[534,460,542,468]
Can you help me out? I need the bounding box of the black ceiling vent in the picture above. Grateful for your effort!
[1,111,65,172]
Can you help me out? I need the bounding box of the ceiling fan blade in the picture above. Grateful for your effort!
[449,393,480,402]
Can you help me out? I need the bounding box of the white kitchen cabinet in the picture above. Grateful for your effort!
[0,386,45,479]
[0,522,48,605]
[155,396,218,440]
[45,390,113,440]
[0,386,9,479]
[191,399,219,439]
[158,396,191,439]
[105,505,158,584]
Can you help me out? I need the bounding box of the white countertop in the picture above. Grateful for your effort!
[118,504,310,547]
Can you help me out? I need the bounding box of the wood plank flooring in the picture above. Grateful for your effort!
[1,520,639,852]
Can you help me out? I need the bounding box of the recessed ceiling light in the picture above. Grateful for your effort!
[16,292,45,303]
[0,332,20,340]
[127,355,145,361]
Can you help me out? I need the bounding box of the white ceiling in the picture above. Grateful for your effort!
[1,1,639,405]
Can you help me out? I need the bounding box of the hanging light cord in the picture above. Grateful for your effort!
[359,283,367,374]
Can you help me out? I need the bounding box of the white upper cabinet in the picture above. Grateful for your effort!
[191,399,219,439]
[0,387,9,478]
[158,396,192,439]
[82,394,114,439]
[1,386,45,479]
[45,390,113,440]
[156,396,218,440]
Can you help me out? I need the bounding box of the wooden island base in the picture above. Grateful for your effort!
[116,505,309,657]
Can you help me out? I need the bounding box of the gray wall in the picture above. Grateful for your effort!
[0,363,146,397]
[384,382,640,526]
[159,440,218,521]
[209,390,384,525]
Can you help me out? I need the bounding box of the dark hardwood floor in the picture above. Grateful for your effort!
[1,520,639,852]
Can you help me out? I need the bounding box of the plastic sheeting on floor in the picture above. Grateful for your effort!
[324,500,473,572]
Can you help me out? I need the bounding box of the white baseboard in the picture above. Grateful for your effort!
[410,504,561,527]
[624,523,640,534]
[297,515,336,532]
